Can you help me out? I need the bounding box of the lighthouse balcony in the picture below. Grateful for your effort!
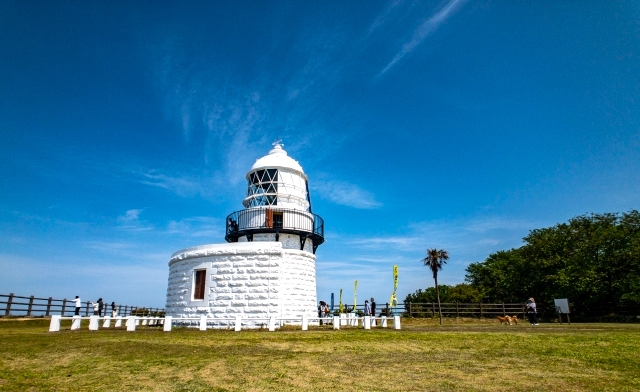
[225,207,324,253]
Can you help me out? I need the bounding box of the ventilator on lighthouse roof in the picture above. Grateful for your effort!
[225,141,324,253]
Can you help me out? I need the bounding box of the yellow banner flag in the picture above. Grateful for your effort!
[354,280,358,311]
[390,265,399,307]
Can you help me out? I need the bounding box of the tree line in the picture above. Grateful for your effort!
[406,211,640,320]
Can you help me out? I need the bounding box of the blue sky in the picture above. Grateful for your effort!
[1,1,639,308]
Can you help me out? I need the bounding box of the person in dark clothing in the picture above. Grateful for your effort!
[526,298,538,325]
[97,298,104,316]
[370,297,377,326]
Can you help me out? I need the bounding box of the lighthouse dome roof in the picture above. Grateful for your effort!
[249,143,305,176]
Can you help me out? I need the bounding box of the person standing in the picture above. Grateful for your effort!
[97,298,104,316]
[364,300,371,316]
[526,298,539,325]
[73,296,81,316]
[370,297,377,326]
[111,302,118,317]
[91,301,99,315]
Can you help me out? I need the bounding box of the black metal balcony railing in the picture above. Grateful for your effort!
[225,207,324,253]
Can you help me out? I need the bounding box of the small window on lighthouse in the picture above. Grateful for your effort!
[193,269,206,301]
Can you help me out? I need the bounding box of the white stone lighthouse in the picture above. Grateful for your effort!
[165,142,324,327]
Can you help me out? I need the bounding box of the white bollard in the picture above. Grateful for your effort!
[89,316,99,331]
[49,315,61,332]
[340,313,346,326]
[142,317,148,325]
[381,316,387,328]
[135,318,140,326]
[234,316,242,332]
[115,316,122,328]
[199,315,207,331]
[302,314,308,331]
[127,316,137,331]
[333,316,340,330]
[163,316,172,331]
[372,316,377,327]
[103,316,111,328]
[394,315,401,330]
[71,316,82,330]
[268,317,276,332]
[364,316,371,330]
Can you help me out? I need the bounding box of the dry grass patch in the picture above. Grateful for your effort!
[0,319,639,391]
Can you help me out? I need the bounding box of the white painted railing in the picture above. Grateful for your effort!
[49,314,401,332]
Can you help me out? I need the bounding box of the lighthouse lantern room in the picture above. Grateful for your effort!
[225,142,324,254]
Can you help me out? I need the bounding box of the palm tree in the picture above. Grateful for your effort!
[422,248,449,325]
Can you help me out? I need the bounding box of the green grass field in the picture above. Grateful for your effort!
[1,318,639,391]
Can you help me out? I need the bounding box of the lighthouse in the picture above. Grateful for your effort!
[165,142,324,327]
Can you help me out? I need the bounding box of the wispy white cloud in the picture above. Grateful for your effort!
[0,253,167,306]
[312,179,382,209]
[115,209,154,232]
[317,215,534,303]
[144,23,360,184]
[165,216,223,238]
[378,0,466,76]
[367,0,404,36]
[341,215,534,265]
[134,168,221,198]
[348,236,419,250]
[82,240,168,262]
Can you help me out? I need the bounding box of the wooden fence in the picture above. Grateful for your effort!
[404,302,526,318]
[0,293,164,318]
[328,302,526,318]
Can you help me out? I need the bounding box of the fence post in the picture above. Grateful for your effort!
[46,297,53,316]
[432,302,436,318]
[502,302,506,316]
[479,303,483,318]
[61,299,67,316]
[408,302,411,317]
[456,302,459,318]
[85,302,90,316]
[5,293,14,316]
[27,295,35,317]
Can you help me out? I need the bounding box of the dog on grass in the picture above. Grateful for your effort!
[497,315,518,325]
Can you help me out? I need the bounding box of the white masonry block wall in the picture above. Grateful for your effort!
[165,241,317,327]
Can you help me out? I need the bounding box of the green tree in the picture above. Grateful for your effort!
[465,210,640,319]
[404,284,485,304]
[422,248,449,324]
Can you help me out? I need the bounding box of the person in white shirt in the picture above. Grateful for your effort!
[91,302,99,315]
[73,296,81,316]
